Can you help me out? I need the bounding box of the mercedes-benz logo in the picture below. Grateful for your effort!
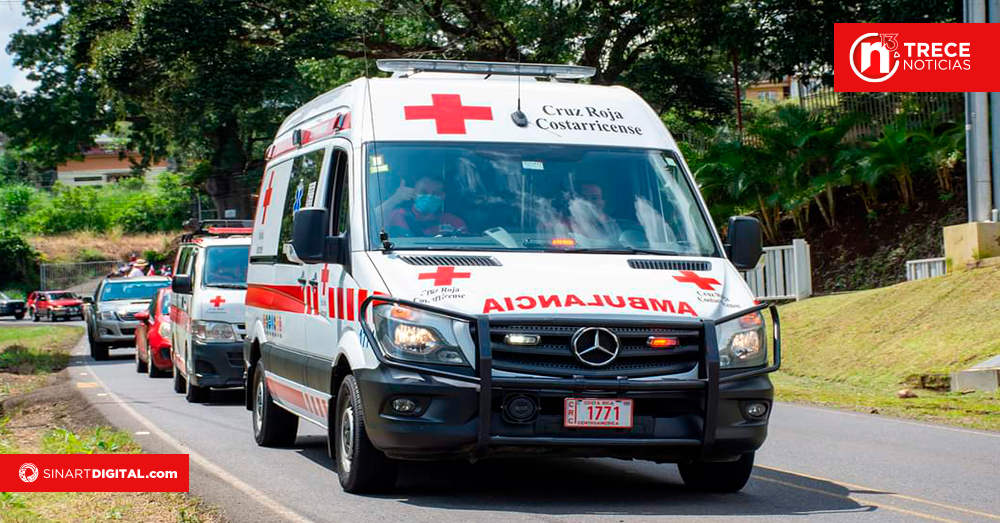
[571,327,620,367]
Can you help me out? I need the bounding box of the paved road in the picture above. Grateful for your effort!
[65,335,1000,523]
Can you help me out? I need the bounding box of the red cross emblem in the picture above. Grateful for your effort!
[672,271,721,291]
[210,295,226,307]
[320,264,330,293]
[260,171,275,224]
[404,94,493,134]
[418,266,471,286]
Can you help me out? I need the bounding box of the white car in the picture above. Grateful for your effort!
[243,59,779,494]
[170,223,251,403]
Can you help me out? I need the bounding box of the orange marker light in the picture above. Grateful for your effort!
[647,337,679,349]
[550,238,577,247]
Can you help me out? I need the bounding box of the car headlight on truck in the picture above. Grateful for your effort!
[158,322,172,339]
[98,310,116,321]
[192,320,236,343]
[716,311,767,369]
[370,303,473,367]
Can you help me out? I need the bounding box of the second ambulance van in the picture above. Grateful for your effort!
[244,59,780,494]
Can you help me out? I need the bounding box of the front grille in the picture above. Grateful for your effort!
[627,259,711,271]
[398,255,501,267]
[117,311,138,321]
[120,328,135,336]
[490,323,700,378]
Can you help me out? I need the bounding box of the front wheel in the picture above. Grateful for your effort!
[13,312,24,320]
[335,375,398,493]
[172,365,186,393]
[252,364,298,447]
[185,377,209,403]
[677,452,755,493]
[89,334,109,361]
[31,309,38,322]
[135,348,147,373]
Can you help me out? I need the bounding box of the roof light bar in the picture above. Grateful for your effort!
[376,59,596,80]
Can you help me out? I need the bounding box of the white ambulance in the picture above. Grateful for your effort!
[244,59,780,494]
[170,222,252,403]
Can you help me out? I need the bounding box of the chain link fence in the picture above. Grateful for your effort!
[40,261,120,295]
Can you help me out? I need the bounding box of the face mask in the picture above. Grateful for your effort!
[414,194,443,214]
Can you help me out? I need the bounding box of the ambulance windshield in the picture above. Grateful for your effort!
[366,143,719,256]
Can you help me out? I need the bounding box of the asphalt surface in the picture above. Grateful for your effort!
[54,330,1000,523]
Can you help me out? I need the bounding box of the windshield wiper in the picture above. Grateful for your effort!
[207,283,247,289]
[559,248,684,256]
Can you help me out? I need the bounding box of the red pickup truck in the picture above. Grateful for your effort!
[27,291,85,322]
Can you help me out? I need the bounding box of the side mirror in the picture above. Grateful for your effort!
[172,275,193,294]
[134,311,150,322]
[82,296,94,304]
[292,207,346,264]
[725,216,764,271]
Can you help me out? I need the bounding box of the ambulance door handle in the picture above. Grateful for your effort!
[308,277,319,288]
[297,275,308,285]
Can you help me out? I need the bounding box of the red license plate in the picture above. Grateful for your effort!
[564,398,633,428]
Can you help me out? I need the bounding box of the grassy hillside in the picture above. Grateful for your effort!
[775,265,1000,431]
[28,231,176,263]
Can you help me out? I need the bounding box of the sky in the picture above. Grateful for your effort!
[0,1,37,94]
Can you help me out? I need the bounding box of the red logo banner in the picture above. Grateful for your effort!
[834,23,1000,92]
[0,454,189,492]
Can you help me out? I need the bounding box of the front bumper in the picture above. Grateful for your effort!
[95,320,140,346]
[47,307,82,318]
[188,340,244,388]
[356,298,781,462]
[0,304,25,316]
[150,341,173,370]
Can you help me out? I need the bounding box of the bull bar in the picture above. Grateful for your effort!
[358,296,781,459]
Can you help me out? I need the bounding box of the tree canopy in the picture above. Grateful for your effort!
[0,0,964,216]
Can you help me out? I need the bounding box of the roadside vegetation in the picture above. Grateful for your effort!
[0,326,82,399]
[0,324,221,523]
[775,266,1000,431]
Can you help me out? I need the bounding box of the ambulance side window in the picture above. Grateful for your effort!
[176,247,192,276]
[330,149,349,236]
[278,149,326,264]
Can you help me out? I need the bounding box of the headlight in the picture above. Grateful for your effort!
[716,311,767,369]
[192,320,235,343]
[98,311,116,321]
[370,304,473,367]
[158,322,172,338]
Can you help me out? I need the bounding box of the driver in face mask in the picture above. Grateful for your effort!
[387,175,468,237]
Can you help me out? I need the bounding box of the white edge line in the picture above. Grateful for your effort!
[80,358,318,523]
[777,401,1000,440]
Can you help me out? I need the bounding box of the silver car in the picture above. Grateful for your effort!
[85,276,171,360]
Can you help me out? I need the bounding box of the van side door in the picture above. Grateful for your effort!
[301,143,354,423]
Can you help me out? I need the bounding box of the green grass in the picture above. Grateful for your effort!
[41,427,140,454]
[774,265,1000,431]
[0,326,83,399]
[0,326,84,351]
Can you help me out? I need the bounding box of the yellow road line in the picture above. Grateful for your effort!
[75,381,98,388]
[754,476,965,523]
[758,465,1000,521]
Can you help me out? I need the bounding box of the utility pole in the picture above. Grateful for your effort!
[965,0,993,222]
[990,0,1000,218]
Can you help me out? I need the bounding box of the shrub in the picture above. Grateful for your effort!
[0,184,38,227]
[0,229,38,293]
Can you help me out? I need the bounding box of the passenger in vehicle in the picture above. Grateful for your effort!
[567,181,624,242]
[387,175,467,237]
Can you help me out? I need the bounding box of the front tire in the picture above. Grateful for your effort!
[31,308,38,322]
[678,452,755,493]
[89,333,109,361]
[335,375,398,493]
[172,365,186,393]
[13,312,24,320]
[135,348,147,373]
[252,364,298,447]
[149,354,165,378]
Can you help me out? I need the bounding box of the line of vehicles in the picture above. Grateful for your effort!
[82,59,782,495]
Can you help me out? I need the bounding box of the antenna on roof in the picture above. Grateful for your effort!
[361,30,392,252]
[511,49,528,127]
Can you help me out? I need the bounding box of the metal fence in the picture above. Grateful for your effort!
[905,257,947,282]
[40,261,120,295]
[743,239,812,301]
[801,89,964,140]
